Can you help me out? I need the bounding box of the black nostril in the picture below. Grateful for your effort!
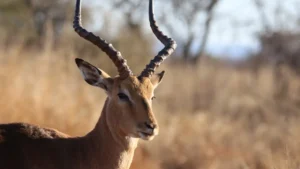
[145,122,156,129]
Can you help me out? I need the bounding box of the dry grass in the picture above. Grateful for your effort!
[1,46,300,169]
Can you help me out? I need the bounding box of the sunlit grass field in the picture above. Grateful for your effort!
[1,46,300,169]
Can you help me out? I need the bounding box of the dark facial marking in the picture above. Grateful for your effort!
[141,98,150,111]
[86,79,98,85]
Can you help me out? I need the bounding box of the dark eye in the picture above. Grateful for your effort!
[118,93,129,101]
[151,96,156,100]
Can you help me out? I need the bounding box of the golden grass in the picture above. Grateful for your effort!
[1,46,300,169]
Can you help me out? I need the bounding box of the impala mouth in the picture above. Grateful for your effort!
[138,131,154,140]
[137,129,158,141]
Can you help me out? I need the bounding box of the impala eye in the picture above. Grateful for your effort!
[118,93,129,101]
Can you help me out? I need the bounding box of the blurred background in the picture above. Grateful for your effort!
[1,0,300,168]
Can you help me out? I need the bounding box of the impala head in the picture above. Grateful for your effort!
[73,0,176,141]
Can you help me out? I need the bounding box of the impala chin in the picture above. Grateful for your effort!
[138,132,156,141]
[137,128,158,141]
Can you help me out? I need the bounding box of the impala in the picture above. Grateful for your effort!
[0,0,176,168]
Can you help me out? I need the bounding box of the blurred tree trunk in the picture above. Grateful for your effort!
[0,0,89,49]
[164,0,219,64]
[109,0,220,64]
[193,0,219,63]
[25,0,70,47]
[107,0,153,72]
[182,34,194,61]
[252,0,293,98]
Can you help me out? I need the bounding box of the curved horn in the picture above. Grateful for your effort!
[73,0,132,79]
[139,0,177,78]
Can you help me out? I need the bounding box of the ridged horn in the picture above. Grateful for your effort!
[73,0,132,79]
[139,0,177,78]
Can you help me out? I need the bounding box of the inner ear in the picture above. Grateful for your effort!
[75,58,113,91]
[150,71,165,88]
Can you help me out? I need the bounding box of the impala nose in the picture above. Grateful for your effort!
[144,122,157,130]
[138,122,159,140]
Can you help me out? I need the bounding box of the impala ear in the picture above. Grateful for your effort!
[75,58,113,92]
[150,71,165,89]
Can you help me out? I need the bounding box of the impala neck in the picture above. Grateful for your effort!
[86,98,139,169]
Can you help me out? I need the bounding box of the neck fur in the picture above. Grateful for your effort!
[85,98,139,169]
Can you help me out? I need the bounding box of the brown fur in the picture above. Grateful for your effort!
[0,100,137,169]
[0,67,163,169]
